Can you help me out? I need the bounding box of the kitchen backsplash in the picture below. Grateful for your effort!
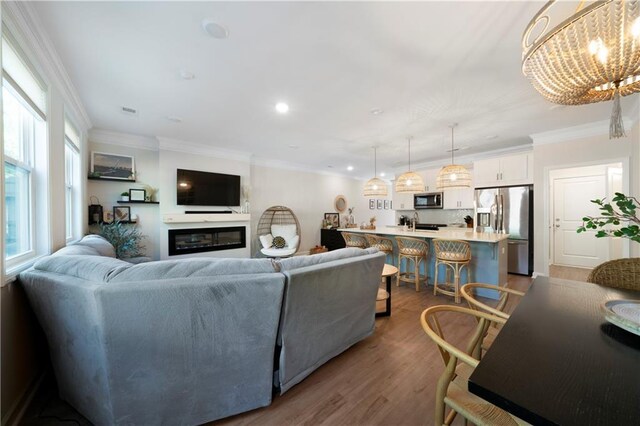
[395,209,474,226]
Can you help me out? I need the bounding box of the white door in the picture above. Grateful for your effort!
[553,175,608,267]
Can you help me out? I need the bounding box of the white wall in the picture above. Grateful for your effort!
[533,121,640,274]
[158,148,251,259]
[87,141,160,258]
[250,164,394,255]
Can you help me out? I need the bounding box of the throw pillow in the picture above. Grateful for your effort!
[272,236,287,249]
[259,234,274,249]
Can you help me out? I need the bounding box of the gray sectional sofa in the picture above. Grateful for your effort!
[19,235,385,425]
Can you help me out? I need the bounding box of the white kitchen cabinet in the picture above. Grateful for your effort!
[423,168,440,193]
[443,187,474,210]
[391,181,414,210]
[473,152,532,188]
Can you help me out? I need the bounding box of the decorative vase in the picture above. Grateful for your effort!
[121,196,129,202]
[243,200,250,214]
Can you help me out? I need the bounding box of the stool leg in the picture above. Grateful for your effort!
[434,260,439,295]
[454,264,461,304]
[396,255,402,287]
[414,256,420,292]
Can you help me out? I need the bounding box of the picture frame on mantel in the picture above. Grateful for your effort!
[324,212,340,229]
[377,199,383,209]
[90,151,135,181]
[369,199,375,210]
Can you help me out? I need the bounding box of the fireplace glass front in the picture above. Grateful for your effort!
[168,226,246,256]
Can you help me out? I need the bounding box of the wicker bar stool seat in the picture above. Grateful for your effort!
[341,232,368,249]
[434,239,472,304]
[365,234,395,265]
[396,236,429,292]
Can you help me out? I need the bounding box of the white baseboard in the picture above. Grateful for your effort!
[532,271,546,278]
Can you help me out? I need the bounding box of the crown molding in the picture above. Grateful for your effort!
[89,128,159,151]
[157,137,252,163]
[3,2,92,132]
[251,156,364,181]
[400,142,533,176]
[528,118,637,146]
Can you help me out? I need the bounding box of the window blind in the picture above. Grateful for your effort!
[2,33,47,118]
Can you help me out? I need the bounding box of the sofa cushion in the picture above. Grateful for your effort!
[53,245,101,257]
[109,258,278,282]
[74,235,116,258]
[34,255,131,282]
[276,247,378,271]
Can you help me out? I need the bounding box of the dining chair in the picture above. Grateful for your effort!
[586,258,640,290]
[420,305,529,426]
[460,283,525,356]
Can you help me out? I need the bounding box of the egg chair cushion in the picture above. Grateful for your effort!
[261,247,297,257]
[271,224,297,241]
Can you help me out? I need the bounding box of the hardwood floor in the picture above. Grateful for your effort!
[22,275,532,426]
[549,264,592,282]
[214,275,532,426]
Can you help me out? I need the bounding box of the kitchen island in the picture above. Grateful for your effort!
[338,226,509,299]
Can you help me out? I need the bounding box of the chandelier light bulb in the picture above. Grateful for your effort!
[373,184,378,190]
[450,173,457,181]
[588,38,601,55]
[633,17,640,38]
[597,46,608,64]
[406,179,412,186]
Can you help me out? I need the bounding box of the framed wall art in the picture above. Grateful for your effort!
[90,152,135,181]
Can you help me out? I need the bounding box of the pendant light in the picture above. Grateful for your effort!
[395,137,425,193]
[363,147,388,197]
[437,123,471,190]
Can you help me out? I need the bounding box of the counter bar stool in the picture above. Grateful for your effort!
[341,232,368,249]
[433,239,471,304]
[396,236,429,291]
[365,234,395,265]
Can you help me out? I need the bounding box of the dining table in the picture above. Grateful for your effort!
[468,275,640,425]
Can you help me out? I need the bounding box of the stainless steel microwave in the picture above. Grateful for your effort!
[414,192,443,209]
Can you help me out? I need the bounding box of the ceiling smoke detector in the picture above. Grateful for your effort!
[202,19,229,39]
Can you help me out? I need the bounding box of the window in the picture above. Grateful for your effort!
[64,117,80,242]
[3,32,47,269]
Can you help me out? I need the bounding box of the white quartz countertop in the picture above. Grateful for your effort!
[337,226,509,243]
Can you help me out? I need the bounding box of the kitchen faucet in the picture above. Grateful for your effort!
[412,211,419,232]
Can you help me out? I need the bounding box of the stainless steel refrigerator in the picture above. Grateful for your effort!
[474,185,533,275]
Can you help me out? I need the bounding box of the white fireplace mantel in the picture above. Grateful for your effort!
[162,213,251,224]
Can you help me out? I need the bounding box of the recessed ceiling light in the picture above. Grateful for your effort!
[179,69,195,80]
[347,165,354,171]
[327,165,333,168]
[379,172,386,177]
[167,116,183,123]
[202,19,229,39]
[275,102,289,114]
[370,108,384,115]
[485,135,498,140]
[549,104,566,111]
[288,144,299,149]
[121,106,138,116]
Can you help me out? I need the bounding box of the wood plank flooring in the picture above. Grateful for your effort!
[214,275,532,426]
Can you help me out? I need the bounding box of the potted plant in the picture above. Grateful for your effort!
[120,191,129,202]
[97,221,146,259]
[577,192,640,243]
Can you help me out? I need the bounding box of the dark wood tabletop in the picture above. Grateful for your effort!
[468,276,640,426]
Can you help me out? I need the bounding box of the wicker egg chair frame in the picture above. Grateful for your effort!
[256,206,302,254]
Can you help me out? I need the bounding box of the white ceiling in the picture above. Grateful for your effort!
[33,1,638,178]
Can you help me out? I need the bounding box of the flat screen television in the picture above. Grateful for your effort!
[177,169,241,206]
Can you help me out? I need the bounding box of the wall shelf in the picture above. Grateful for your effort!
[117,201,159,205]
[88,176,136,183]
[163,213,251,224]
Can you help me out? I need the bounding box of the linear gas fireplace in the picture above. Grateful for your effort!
[168,226,246,256]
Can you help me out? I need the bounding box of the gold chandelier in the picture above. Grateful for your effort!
[363,147,388,196]
[395,137,425,193]
[522,0,640,139]
[437,124,471,190]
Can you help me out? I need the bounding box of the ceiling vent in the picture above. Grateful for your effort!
[121,106,138,116]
